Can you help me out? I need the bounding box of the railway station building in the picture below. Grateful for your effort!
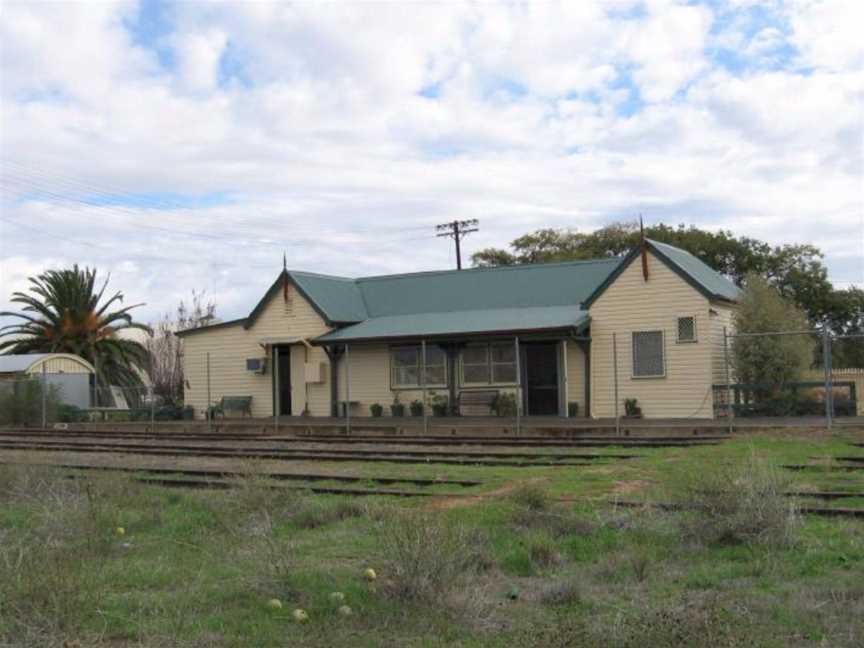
[177,240,739,421]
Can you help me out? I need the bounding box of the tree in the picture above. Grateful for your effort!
[730,274,813,392]
[0,266,151,402]
[145,290,216,407]
[471,221,840,325]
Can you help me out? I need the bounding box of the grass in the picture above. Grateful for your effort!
[0,430,862,647]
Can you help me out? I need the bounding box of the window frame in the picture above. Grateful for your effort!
[389,344,448,389]
[459,342,519,387]
[631,330,666,379]
[675,315,698,344]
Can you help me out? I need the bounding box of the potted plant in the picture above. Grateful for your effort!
[624,398,642,418]
[390,395,406,417]
[492,392,517,417]
[370,403,384,417]
[431,392,449,417]
[409,399,424,417]
[568,402,579,417]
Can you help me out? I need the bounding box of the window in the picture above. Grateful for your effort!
[391,345,447,387]
[632,331,665,378]
[677,316,697,343]
[461,345,490,384]
[461,343,518,385]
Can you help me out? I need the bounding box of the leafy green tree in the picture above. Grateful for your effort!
[731,274,813,391]
[471,221,840,325]
[0,266,151,401]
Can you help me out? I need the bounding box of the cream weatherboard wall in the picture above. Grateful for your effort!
[565,342,587,416]
[182,283,332,418]
[589,251,716,419]
[709,303,737,386]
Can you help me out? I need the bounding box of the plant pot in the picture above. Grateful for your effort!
[370,404,384,417]
[432,404,448,417]
[409,402,424,417]
[390,404,406,417]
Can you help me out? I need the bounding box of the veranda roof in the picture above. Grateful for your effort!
[315,305,590,344]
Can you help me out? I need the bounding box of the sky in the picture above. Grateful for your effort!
[1,0,862,324]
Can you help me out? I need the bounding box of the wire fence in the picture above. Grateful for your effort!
[599,327,862,434]
[1,329,861,432]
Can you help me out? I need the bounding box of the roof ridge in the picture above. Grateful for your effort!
[287,270,355,282]
[355,256,622,283]
[359,304,585,319]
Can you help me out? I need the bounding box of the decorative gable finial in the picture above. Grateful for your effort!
[639,215,649,281]
[283,253,289,302]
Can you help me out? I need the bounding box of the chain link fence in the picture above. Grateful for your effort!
[713,330,863,430]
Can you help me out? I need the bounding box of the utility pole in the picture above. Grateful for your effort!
[436,219,479,270]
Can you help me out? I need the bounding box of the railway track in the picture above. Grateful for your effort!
[783,463,864,472]
[0,428,725,448]
[0,440,604,467]
[610,499,864,519]
[0,437,638,460]
[2,461,482,488]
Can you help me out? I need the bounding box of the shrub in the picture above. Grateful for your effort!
[674,450,799,548]
[492,392,518,417]
[527,534,562,569]
[293,499,366,529]
[0,378,60,425]
[511,508,596,539]
[509,483,553,512]
[374,509,490,603]
[57,403,88,423]
[539,578,582,606]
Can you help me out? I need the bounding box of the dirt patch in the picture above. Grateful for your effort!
[610,479,654,496]
[427,478,550,510]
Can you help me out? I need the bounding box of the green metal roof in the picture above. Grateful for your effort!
[289,271,368,323]
[176,240,738,339]
[315,305,590,343]
[647,240,741,302]
[353,259,620,317]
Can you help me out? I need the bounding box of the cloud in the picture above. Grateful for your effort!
[1,0,861,323]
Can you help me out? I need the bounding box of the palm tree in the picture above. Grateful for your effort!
[0,265,151,404]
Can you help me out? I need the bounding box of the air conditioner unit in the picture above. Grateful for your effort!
[304,362,326,383]
[246,358,267,374]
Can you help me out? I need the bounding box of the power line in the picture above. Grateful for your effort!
[435,219,478,270]
[1,159,440,239]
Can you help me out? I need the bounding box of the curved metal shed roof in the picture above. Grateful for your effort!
[0,353,96,374]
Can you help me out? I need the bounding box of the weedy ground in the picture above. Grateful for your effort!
[0,429,862,647]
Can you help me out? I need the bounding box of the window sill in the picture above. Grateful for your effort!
[391,385,448,391]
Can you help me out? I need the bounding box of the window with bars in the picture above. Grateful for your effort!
[390,345,447,387]
[632,331,665,378]
[677,316,697,343]
[461,343,518,385]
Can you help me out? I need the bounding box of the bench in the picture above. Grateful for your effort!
[217,396,253,418]
[338,400,360,417]
[458,390,498,416]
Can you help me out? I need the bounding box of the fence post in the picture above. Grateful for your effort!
[273,346,278,436]
[421,340,428,435]
[822,330,832,431]
[514,336,522,436]
[150,385,155,432]
[41,364,48,428]
[206,351,212,434]
[723,326,733,435]
[612,332,620,436]
[345,343,351,435]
